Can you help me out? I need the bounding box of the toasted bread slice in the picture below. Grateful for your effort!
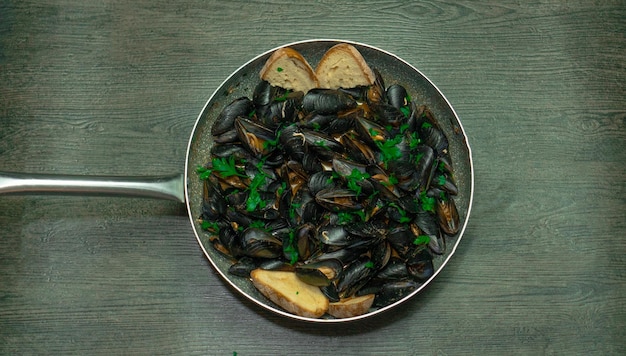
[250,269,329,318]
[259,47,319,93]
[315,43,376,89]
[327,294,375,318]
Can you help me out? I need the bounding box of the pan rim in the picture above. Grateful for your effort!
[184,39,474,323]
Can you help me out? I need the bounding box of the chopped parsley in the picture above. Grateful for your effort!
[276,181,287,196]
[408,132,421,149]
[344,169,371,196]
[213,156,247,178]
[337,212,355,224]
[201,220,220,232]
[376,135,403,165]
[261,129,281,149]
[347,179,362,196]
[413,235,430,245]
[196,165,213,180]
[364,261,375,268]
[420,191,435,213]
[400,106,411,118]
[277,67,283,72]
[245,170,269,212]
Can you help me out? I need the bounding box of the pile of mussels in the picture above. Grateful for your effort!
[199,69,460,311]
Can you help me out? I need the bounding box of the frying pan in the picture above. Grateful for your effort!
[0,39,474,322]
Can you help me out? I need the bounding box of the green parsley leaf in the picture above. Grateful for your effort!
[347,169,370,181]
[399,123,410,133]
[413,235,430,245]
[364,261,375,268]
[246,189,266,212]
[245,170,270,212]
[201,220,220,233]
[261,129,281,149]
[408,132,421,149]
[337,212,355,224]
[347,179,362,196]
[212,156,246,178]
[376,136,403,164]
[400,106,411,118]
[420,191,436,213]
[196,165,213,180]
[277,67,283,72]
[276,181,287,196]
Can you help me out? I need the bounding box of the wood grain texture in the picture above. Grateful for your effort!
[1,0,625,355]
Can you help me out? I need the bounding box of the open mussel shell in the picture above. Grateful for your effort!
[185,39,474,322]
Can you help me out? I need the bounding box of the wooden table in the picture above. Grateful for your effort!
[1,1,624,354]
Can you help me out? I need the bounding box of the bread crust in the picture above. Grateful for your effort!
[259,47,318,93]
[250,269,329,318]
[328,294,376,318]
[315,43,376,89]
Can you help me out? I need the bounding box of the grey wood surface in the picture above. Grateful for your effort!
[1,1,624,355]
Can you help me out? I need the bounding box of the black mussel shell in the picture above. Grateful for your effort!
[337,257,377,298]
[315,188,364,212]
[406,248,434,281]
[240,227,283,259]
[235,117,277,158]
[302,88,357,114]
[373,280,421,307]
[386,84,409,110]
[212,97,254,136]
[295,258,343,287]
[436,192,460,235]
[228,256,257,277]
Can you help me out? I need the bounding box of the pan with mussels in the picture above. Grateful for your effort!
[185,40,474,322]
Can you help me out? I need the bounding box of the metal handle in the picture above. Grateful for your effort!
[0,171,185,203]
